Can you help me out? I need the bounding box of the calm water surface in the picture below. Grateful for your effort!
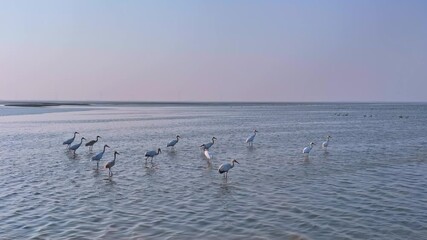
[0,103,426,239]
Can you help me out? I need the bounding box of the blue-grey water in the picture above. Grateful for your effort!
[0,103,426,239]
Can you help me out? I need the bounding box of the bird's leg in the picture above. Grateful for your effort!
[97,162,99,169]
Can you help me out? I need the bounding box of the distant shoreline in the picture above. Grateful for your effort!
[3,102,91,107]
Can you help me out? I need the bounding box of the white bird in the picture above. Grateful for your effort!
[91,144,110,168]
[145,148,161,163]
[245,129,258,146]
[85,135,101,151]
[303,142,315,154]
[69,137,86,158]
[200,137,217,150]
[105,151,119,177]
[167,135,181,148]
[218,159,239,178]
[204,149,212,160]
[322,136,332,149]
[63,131,79,148]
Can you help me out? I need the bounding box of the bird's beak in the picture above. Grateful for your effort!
[106,145,110,148]
[235,160,239,164]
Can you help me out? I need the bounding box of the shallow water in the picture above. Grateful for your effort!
[0,103,426,239]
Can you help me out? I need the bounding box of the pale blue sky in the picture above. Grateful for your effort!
[1,0,426,102]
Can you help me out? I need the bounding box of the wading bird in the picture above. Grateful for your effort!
[145,148,161,163]
[200,137,216,150]
[105,151,119,177]
[218,159,239,178]
[91,144,110,168]
[63,132,79,148]
[303,142,315,154]
[322,136,332,149]
[70,137,86,158]
[85,136,101,151]
[167,135,181,148]
[245,129,258,146]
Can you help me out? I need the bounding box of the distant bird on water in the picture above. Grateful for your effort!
[303,142,315,154]
[218,159,239,178]
[322,136,332,149]
[245,129,258,146]
[69,137,86,158]
[91,144,110,168]
[105,151,119,177]
[145,148,161,163]
[63,132,79,148]
[85,136,101,151]
[200,137,216,150]
[167,135,181,148]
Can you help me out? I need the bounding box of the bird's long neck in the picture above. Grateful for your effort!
[326,138,329,144]
[113,154,117,161]
[95,137,100,142]
[212,138,215,143]
[231,161,235,168]
[102,146,107,153]
[176,136,180,141]
[72,133,77,139]
[79,139,83,144]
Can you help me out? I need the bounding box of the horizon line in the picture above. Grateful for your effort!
[1,100,427,105]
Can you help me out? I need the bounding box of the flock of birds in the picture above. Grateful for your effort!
[63,130,332,179]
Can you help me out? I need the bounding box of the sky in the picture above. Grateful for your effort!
[1,0,426,102]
